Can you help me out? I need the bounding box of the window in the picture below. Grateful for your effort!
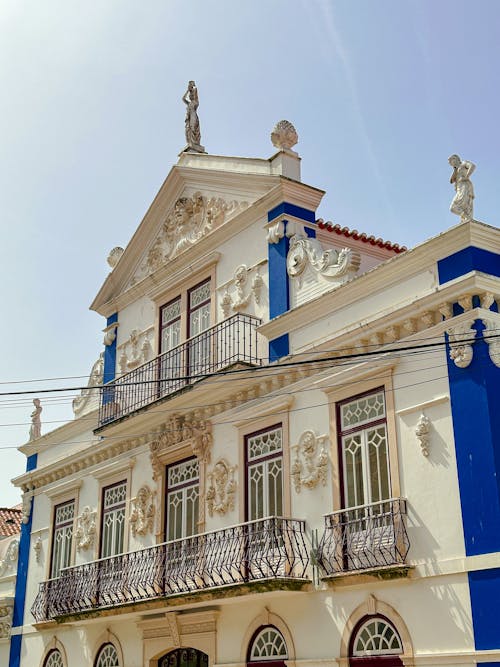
[100,481,126,558]
[165,458,199,541]
[95,643,120,667]
[246,425,283,521]
[249,626,288,661]
[44,650,64,667]
[50,500,75,578]
[349,616,404,666]
[159,648,208,667]
[338,389,391,510]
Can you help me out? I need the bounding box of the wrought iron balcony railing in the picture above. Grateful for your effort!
[31,517,309,622]
[317,498,409,576]
[98,313,262,427]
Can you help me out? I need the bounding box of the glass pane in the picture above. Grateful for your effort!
[367,425,390,504]
[247,427,282,461]
[343,434,364,508]
[341,391,385,430]
[189,281,211,308]
[162,319,181,354]
[248,462,264,521]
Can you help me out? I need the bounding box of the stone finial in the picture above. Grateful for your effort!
[448,154,475,223]
[107,247,124,269]
[271,120,298,151]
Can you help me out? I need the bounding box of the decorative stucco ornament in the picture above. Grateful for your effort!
[271,120,298,151]
[72,354,104,417]
[21,494,32,524]
[481,317,500,367]
[33,536,43,563]
[29,398,42,441]
[0,605,13,639]
[150,413,213,480]
[182,80,205,153]
[119,329,153,373]
[206,459,237,517]
[448,154,475,223]
[220,265,264,317]
[75,507,97,551]
[446,320,476,368]
[415,413,431,457]
[107,246,124,269]
[287,231,361,282]
[0,539,19,577]
[129,485,156,538]
[291,431,328,493]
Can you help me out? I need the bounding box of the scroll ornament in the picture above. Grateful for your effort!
[446,320,476,368]
[287,232,361,282]
[0,540,19,577]
[150,413,213,481]
[130,485,156,537]
[21,494,32,524]
[206,459,237,517]
[481,317,500,368]
[72,354,104,417]
[291,431,328,493]
[75,507,97,551]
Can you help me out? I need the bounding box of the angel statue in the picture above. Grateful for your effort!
[182,80,205,153]
[449,154,476,223]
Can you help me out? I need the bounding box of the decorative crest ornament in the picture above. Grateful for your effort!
[118,329,153,373]
[75,507,97,551]
[29,399,42,441]
[129,485,156,537]
[206,459,237,517]
[107,246,124,269]
[220,264,264,317]
[448,154,475,223]
[446,320,476,368]
[415,413,431,457]
[150,413,213,481]
[271,120,298,151]
[291,430,328,493]
[182,80,205,153]
[0,539,19,577]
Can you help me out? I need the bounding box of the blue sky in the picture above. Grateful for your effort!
[0,0,498,505]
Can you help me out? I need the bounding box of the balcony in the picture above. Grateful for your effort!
[31,517,310,622]
[98,314,263,429]
[317,498,410,578]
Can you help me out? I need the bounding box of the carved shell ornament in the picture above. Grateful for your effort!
[271,120,298,151]
[107,246,124,269]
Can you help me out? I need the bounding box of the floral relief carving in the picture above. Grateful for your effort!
[72,354,104,417]
[118,329,154,373]
[481,317,500,367]
[291,430,328,493]
[220,264,264,317]
[446,320,476,368]
[415,413,431,457]
[75,507,97,551]
[130,193,248,285]
[130,485,156,537]
[206,459,237,517]
[0,604,13,639]
[150,413,213,481]
[0,540,19,577]
[287,229,361,283]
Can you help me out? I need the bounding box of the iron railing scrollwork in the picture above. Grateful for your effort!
[31,517,309,622]
[317,498,410,575]
[98,314,262,427]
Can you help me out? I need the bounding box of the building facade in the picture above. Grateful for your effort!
[8,126,500,667]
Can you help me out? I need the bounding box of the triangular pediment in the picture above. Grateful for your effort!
[91,161,283,314]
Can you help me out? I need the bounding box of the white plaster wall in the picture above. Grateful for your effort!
[35,422,96,469]
[117,296,156,352]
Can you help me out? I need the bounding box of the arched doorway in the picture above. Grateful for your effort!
[247,625,288,667]
[158,648,209,667]
[349,616,404,667]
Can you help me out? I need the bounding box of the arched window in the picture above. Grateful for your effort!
[95,643,120,667]
[44,650,64,667]
[158,648,208,667]
[249,626,288,662]
[350,616,403,666]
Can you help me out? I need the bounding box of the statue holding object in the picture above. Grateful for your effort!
[182,81,205,153]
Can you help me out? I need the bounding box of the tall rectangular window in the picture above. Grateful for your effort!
[100,481,126,558]
[338,389,391,509]
[246,425,283,521]
[187,279,211,376]
[50,500,75,578]
[160,297,182,355]
[165,458,199,541]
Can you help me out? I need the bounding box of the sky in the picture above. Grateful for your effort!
[0,0,499,506]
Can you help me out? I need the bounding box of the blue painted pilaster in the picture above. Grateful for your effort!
[103,313,118,406]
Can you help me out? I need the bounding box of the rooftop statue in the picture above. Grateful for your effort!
[182,80,205,153]
[29,398,42,441]
[449,154,475,223]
